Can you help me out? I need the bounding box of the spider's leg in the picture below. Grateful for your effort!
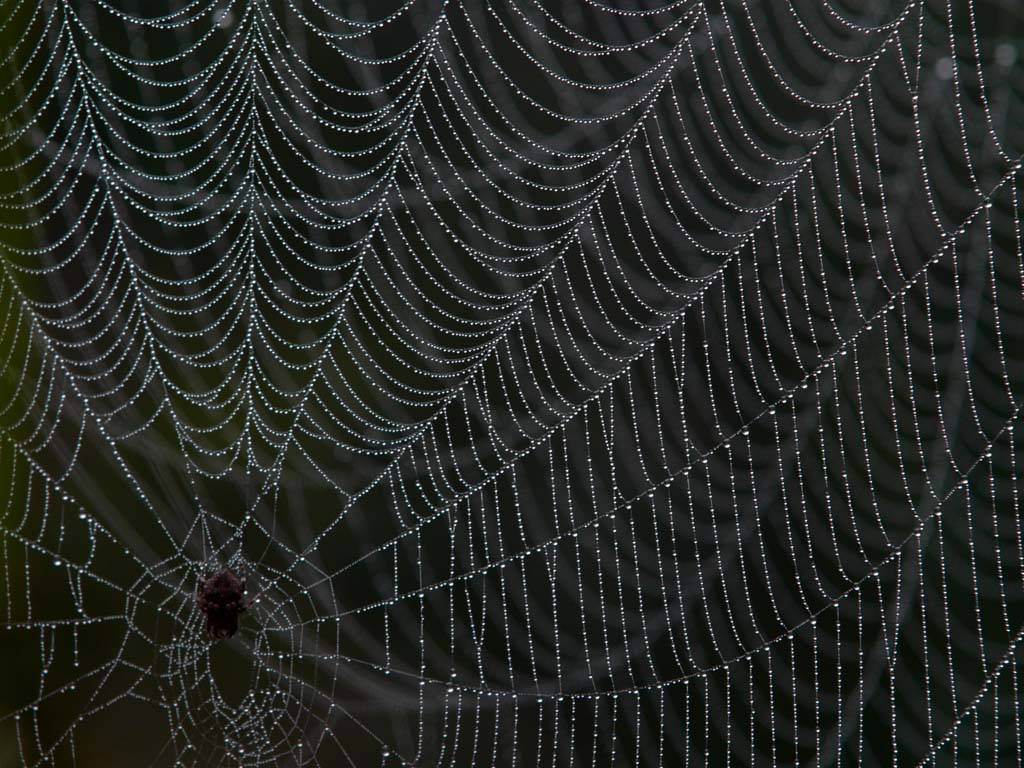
[245,580,265,609]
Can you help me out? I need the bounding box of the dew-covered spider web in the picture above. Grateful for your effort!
[2,0,1024,765]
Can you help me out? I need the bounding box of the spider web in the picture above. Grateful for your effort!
[2,0,1024,764]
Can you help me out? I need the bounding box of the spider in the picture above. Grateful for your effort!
[197,567,253,639]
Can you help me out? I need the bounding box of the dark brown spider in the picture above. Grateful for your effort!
[197,568,253,639]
